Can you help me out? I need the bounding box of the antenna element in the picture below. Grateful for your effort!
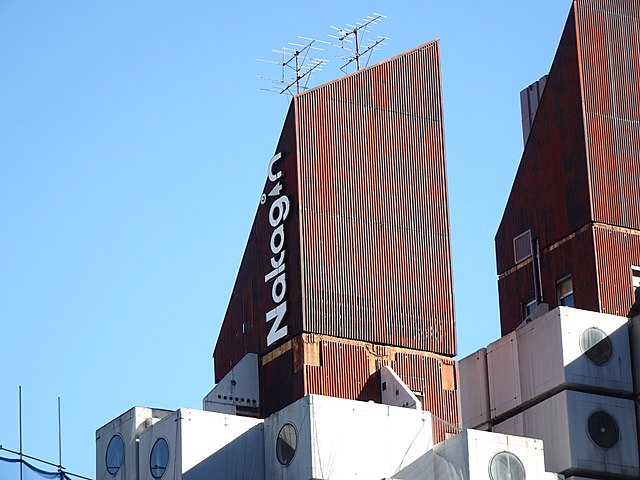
[329,13,388,74]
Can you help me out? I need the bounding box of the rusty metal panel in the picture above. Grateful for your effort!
[593,224,640,316]
[304,337,380,402]
[299,335,459,443]
[294,41,456,356]
[393,352,460,443]
[255,333,460,442]
[577,1,640,230]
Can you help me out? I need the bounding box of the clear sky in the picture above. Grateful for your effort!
[1,0,571,477]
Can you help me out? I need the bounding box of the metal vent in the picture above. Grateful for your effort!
[580,327,612,365]
[513,230,532,264]
[489,451,526,480]
[587,410,619,449]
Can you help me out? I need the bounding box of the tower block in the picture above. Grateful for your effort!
[213,40,459,440]
[496,0,640,334]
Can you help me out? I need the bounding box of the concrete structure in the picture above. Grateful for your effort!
[97,395,565,480]
[459,306,640,479]
[97,2,640,480]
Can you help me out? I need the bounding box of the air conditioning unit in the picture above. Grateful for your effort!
[392,428,558,480]
[263,395,433,480]
[96,407,172,480]
[516,307,632,404]
[458,348,491,430]
[492,390,639,478]
[487,331,521,420]
[137,408,264,480]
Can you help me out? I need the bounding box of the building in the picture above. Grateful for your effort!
[96,2,640,479]
[209,40,459,441]
[495,0,640,334]
[459,306,640,479]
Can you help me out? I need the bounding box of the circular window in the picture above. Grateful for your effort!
[276,423,298,466]
[587,410,619,448]
[489,451,526,480]
[105,435,124,476]
[149,438,170,479]
[580,328,613,365]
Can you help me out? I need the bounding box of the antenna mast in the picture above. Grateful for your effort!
[258,37,329,95]
[329,13,387,74]
[19,386,23,480]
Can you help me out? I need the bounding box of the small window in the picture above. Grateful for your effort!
[276,423,298,466]
[150,438,169,479]
[580,327,613,365]
[489,451,526,480]
[557,276,574,307]
[632,266,640,290]
[524,299,537,318]
[105,435,124,476]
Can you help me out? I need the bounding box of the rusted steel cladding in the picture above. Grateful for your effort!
[294,41,456,355]
[213,104,304,382]
[495,7,591,276]
[593,225,640,316]
[578,2,640,230]
[300,334,459,443]
[498,226,600,334]
[393,352,460,443]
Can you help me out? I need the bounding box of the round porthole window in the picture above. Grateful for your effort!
[105,435,124,476]
[489,451,526,480]
[587,410,619,449]
[150,438,170,479]
[580,327,613,365]
[276,423,298,466]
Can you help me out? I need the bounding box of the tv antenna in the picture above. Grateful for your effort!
[329,13,387,74]
[258,37,330,95]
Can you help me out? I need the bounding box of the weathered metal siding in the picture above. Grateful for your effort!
[593,224,640,316]
[214,104,304,382]
[301,334,459,443]
[577,0,640,230]
[294,41,457,356]
[393,352,460,443]
[495,6,591,276]
[498,226,600,334]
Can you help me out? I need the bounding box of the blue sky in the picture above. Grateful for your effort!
[1,1,570,476]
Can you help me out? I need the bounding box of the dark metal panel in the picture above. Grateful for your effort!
[213,103,304,382]
[259,347,305,417]
[498,226,600,334]
[294,41,457,356]
[495,5,591,276]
